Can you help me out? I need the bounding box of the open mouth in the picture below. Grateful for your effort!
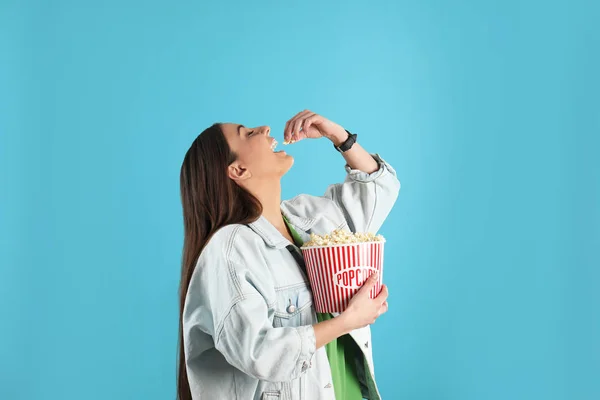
[270,140,278,151]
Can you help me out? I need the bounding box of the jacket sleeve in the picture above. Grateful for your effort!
[184,232,316,383]
[215,291,316,383]
[323,153,401,233]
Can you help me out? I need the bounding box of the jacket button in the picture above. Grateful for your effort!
[287,304,296,313]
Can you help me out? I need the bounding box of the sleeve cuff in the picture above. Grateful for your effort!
[295,324,317,374]
[344,153,396,183]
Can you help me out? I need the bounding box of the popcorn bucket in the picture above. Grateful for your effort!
[301,241,385,313]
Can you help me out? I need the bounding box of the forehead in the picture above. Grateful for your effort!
[220,123,245,150]
[220,123,243,138]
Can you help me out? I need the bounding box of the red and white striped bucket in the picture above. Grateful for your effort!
[301,241,385,313]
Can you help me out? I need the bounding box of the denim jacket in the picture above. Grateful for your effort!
[183,154,401,400]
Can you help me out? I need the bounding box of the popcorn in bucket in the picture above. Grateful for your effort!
[301,229,385,313]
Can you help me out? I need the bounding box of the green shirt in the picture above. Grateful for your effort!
[283,216,364,400]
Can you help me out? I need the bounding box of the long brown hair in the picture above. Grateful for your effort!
[177,124,262,400]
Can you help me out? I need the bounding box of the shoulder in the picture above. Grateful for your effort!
[194,222,276,300]
[281,193,344,220]
[201,223,261,263]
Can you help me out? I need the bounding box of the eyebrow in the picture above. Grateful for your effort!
[237,125,245,136]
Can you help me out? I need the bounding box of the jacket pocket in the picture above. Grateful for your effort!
[273,284,313,328]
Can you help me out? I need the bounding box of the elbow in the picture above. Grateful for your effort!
[245,332,314,382]
[394,176,401,197]
[380,174,401,204]
[215,327,315,383]
[247,361,308,383]
[227,346,310,383]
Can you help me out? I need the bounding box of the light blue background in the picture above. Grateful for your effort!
[1,0,598,399]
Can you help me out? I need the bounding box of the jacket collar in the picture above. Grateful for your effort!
[246,207,318,249]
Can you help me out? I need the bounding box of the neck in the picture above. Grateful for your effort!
[250,180,286,231]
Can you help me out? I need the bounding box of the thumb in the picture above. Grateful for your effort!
[358,272,379,296]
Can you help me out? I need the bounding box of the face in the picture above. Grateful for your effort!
[221,123,294,185]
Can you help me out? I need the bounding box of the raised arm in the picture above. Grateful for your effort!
[283,111,401,233]
[323,151,400,234]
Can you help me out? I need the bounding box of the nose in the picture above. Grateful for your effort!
[263,126,271,136]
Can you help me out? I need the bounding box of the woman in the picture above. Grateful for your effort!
[178,110,400,400]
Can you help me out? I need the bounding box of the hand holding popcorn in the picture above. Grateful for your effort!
[282,110,348,145]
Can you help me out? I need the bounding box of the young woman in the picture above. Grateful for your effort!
[178,110,400,400]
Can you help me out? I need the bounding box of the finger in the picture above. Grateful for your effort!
[284,110,307,143]
[289,110,312,142]
[375,301,388,320]
[380,301,388,314]
[283,110,306,144]
[301,113,321,137]
[284,110,311,143]
[292,112,316,142]
[290,116,304,142]
[358,272,379,296]
[376,284,388,302]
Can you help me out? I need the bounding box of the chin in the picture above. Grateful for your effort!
[280,154,294,175]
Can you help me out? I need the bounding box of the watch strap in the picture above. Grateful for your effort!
[334,130,358,153]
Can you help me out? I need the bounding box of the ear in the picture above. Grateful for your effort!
[228,161,252,182]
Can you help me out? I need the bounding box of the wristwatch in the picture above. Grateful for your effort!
[333,130,358,153]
